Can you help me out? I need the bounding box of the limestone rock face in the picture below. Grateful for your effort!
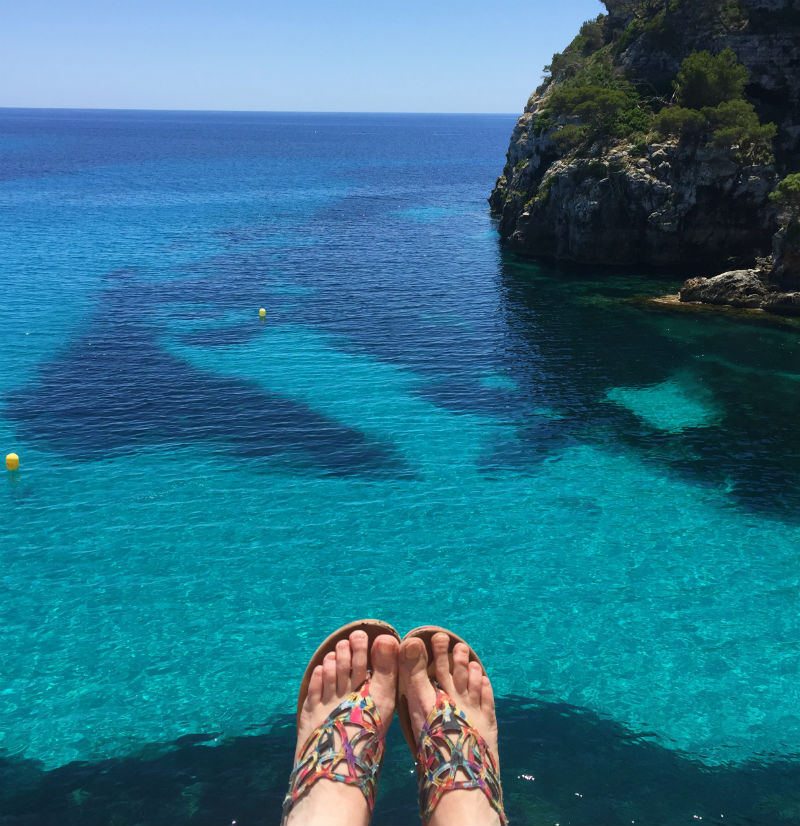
[490,0,799,275]
[771,225,800,288]
[491,130,776,269]
[620,0,800,165]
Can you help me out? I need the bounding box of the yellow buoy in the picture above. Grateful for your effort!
[5,453,19,471]
[258,307,266,319]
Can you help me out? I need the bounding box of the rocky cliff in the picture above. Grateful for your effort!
[490,0,800,304]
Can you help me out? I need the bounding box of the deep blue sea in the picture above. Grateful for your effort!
[1,108,799,825]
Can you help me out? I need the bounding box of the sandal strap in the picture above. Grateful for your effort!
[416,688,507,826]
[281,677,385,824]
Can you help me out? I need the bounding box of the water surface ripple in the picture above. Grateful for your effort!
[1,109,799,824]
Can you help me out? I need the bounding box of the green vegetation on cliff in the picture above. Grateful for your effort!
[540,26,774,164]
[537,18,655,150]
[489,0,799,276]
[653,48,776,163]
[770,174,800,285]
[770,173,800,222]
[611,0,750,58]
[673,47,747,107]
[770,173,800,250]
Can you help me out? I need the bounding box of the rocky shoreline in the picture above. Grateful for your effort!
[490,0,800,316]
[489,136,777,273]
[679,267,800,314]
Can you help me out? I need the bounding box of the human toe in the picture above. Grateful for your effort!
[371,633,400,676]
[400,636,429,681]
[432,632,454,691]
[400,636,436,745]
[335,639,352,695]
[451,642,470,695]
[321,651,338,704]
[467,660,483,706]
[481,675,496,718]
[350,630,369,686]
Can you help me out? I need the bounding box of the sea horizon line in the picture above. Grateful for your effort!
[0,105,519,116]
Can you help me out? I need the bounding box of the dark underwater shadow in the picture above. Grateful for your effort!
[496,252,800,523]
[2,697,798,826]
[3,277,405,479]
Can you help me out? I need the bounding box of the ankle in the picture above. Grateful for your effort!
[285,779,370,826]
[428,788,501,826]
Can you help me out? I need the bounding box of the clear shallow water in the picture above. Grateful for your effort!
[2,109,800,823]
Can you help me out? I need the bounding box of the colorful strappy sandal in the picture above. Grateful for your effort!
[398,626,508,826]
[281,619,400,825]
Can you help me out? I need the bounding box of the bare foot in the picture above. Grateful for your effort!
[399,632,502,826]
[285,630,399,826]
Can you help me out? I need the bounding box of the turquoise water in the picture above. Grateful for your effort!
[2,110,800,822]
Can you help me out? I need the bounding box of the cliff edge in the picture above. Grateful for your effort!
[490,0,800,312]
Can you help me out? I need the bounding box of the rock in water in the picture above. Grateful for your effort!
[679,269,770,308]
[763,291,800,315]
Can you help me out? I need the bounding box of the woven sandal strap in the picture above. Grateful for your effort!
[281,677,385,824]
[416,688,507,826]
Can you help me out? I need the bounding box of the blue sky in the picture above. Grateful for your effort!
[3,0,605,112]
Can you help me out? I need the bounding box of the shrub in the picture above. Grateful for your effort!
[549,84,628,128]
[525,176,554,209]
[715,0,748,30]
[532,112,553,137]
[653,49,775,163]
[614,19,639,55]
[640,8,681,51]
[769,173,800,221]
[653,106,706,139]
[539,24,658,150]
[574,161,609,185]
[545,50,585,80]
[619,103,655,134]
[538,176,553,202]
[674,47,748,108]
[706,99,776,163]
[587,160,609,179]
[579,88,629,125]
[704,97,756,129]
[711,120,775,163]
[552,124,589,151]
[579,18,605,54]
[542,73,655,147]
